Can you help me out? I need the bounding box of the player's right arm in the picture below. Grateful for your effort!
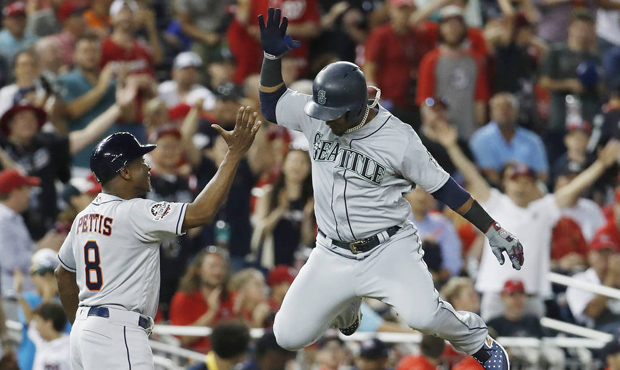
[55,233,79,324]
[257,8,301,124]
[182,107,261,230]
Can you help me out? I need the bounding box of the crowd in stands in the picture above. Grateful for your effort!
[2,0,620,368]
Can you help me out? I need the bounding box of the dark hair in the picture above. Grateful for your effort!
[35,302,67,332]
[255,331,292,359]
[438,18,467,46]
[570,9,595,25]
[13,49,38,69]
[75,31,102,47]
[268,149,313,212]
[178,246,230,294]
[211,321,251,359]
[420,334,445,359]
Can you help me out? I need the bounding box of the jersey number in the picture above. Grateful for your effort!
[84,241,103,291]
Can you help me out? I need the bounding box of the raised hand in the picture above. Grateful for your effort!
[485,222,524,270]
[211,106,261,158]
[258,8,301,58]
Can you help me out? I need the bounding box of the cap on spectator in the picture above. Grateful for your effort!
[571,9,595,24]
[439,5,463,21]
[211,48,235,64]
[169,103,192,121]
[61,175,102,204]
[359,338,389,360]
[507,163,536,180]
[590,233,620,252]
[501,279,525,295]
[603,336,620,357]
[109,0,138,16]
[0,169,40,195]
[255,331,295,357]
[3,1,26,17]
[30,248,59,275]
[214,82,244,102]
[173,51,203,70]
[424,96,449,109]
[150,125,182,143]
[57,0,87,22]
[268,265,297,287]
[316,329,343,349]
[0,104,47,137]
[389,0,415,8]
[567,120,592,133]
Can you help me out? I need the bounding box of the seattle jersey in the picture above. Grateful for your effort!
[57,193,188,318]
[275,89,449,242]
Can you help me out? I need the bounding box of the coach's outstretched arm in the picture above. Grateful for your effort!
[429,124,524,270]
[257,8,300,123]
[182,107,261,230]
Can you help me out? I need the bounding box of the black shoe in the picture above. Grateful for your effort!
[472,336,510,370]
[339,311,362,336]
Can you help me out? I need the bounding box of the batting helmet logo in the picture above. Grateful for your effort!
[318,90,327,105]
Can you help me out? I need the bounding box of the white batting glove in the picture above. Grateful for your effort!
[485,222,524,270]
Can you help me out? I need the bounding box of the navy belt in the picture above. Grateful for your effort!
[318,226,401,254]
[87,306,151,330]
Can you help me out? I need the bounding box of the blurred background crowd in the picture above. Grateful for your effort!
[2,0,620,368]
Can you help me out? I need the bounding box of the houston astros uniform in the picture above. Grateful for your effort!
[271,89,489,352]
[57,193,188,369]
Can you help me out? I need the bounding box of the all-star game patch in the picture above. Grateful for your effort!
[150,202,172,221]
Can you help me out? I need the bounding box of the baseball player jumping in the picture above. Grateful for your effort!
[258,8,522,370]
[55,107,261,370]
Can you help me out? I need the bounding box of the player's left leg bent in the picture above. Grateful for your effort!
[357,229,488,354]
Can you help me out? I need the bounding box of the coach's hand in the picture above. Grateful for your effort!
[258,8,301,58]
[485,222,524,270]
[212,106,261,158]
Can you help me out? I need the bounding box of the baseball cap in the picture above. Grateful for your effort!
[214,82,244,101]
[0,104,47,137]
[109,0,138,16]
[603,336,620,357]
[424,96,449,109]
[173,51,203,70]
[0,169,40,195]
[61,175,102,204]
[30,248,59,275]
[255,331,296,357]
[211,48,235,64]
[389,0,415,8]
[57,0,87,23]
[150,124,182,142]
[267,265,297,287]
[3,1,26,17]
[168,103,192,121]
[567,120,592,133]
[501,279,525,295]
[507,163,536,180]
[590,232,620,252]
[439,5,464,20]
[359,338,389,360]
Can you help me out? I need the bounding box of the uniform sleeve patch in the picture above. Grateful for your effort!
[150,202,172,221]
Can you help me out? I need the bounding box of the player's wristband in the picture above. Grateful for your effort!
[462,200,495,234]
[260,57,284,87]
[264,51,283,60]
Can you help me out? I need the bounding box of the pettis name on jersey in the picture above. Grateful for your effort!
[76,213,113,236]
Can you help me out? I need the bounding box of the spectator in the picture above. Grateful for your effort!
[33,38,63,77]
[169,247,236,353]
[229,268,272,328]
[227,0,321,84]
[405,185,463,278]
[240,331,296,370]
[49,0,87,67]
[417,97,475,175]
[157,51,216,111]
[469,92,548,184]
[534,0,597,43]
[83,0,113,38]
[363,0,432,122]
[267,265,297,310]
[0,50,46,119]
[416,6,490,140]
[27,303,69,370]
[550,217,589,272]
[441,277,480,313]
[14,249,71,370]
[0,83,137,237]
[0,2,39,64]
[395,334,445,370]
[539,10,602,162]
[435,122,620,321]
[254,149,314,267]
[567,228,620,333]
[58,33,117,172]
[315,330,347,370]
[187,321,251,370]
[551,120,592,185]
[355,338,389,370]
[206,48,237,91]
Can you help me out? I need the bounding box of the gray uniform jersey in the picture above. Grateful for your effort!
[57,193,188,318]
[276,89,449,242]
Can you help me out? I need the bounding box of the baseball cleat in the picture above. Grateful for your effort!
[472,335,510,370]
[339,311,362,336]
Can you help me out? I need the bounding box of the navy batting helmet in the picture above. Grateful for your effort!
[304,62,368,124]
[90,132,156,184]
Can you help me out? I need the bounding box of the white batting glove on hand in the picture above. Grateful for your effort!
[485,222,524,270]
